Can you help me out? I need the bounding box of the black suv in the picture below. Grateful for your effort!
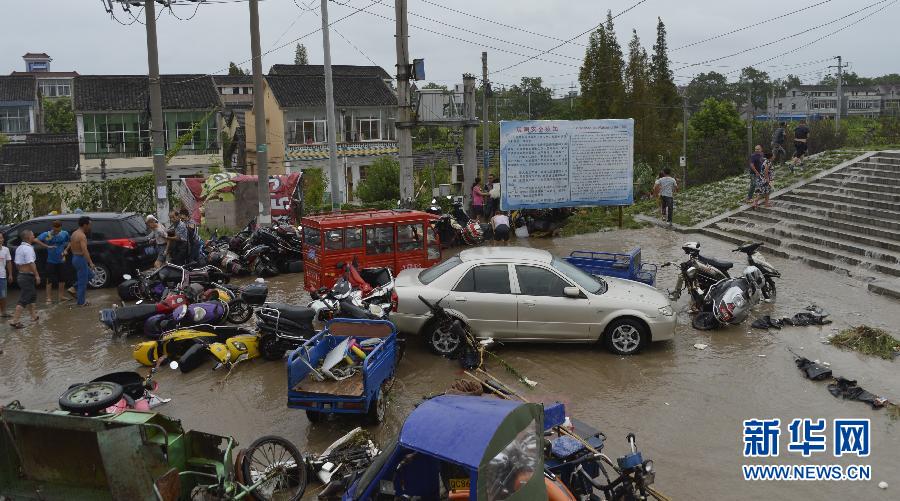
[2,212,156,288]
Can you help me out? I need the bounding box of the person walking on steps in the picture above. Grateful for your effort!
[747,145,765,204]
[63,216,95,307]
[0,233,12,320]
[771,122,787,166]
[751,152,774,209]
[8,230,41,329]
[38,220,71,304]
[654,168,678,225]
[792,120,810,171]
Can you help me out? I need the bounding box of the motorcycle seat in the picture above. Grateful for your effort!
[700,255,733,271]
[263,303,316,323]
[112,304,160,322]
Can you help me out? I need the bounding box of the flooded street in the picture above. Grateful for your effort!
[1,226,898,500]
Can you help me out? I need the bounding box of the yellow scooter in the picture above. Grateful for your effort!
[133,324,261,373]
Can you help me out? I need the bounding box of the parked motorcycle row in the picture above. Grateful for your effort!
[204,218,304,278]
[664,241,781,330]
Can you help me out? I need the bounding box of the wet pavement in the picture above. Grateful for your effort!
[1,226,898,500]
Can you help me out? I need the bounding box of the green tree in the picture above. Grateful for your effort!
[685,72,735,109]
[688,98,745,183]
[355,156,400,203]
[579,11,626,119]
[738,67,771,113]
[507,77,553,119]
[649,18,679,131]
[228,62,247,76]
[772,74,803,97]
[294,43,309,65]
[422,82,448,90]
[819,71,872,87]
[42,97,76,134]
[624,30,652,161]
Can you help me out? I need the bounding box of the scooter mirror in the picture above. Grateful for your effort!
[169,361,180,370]
[255,277,265,283]
[136,299,144,305]
[123,274,132,280]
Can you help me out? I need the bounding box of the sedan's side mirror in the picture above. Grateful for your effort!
[563,287,581,298]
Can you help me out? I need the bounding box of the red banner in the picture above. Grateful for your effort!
[182,172,301,222]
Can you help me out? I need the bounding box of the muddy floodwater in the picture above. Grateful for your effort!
[1,227,897,500]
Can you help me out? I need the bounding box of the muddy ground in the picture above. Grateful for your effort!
[0,226,897,500]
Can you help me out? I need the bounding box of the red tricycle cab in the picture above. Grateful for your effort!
[301,210,441,291]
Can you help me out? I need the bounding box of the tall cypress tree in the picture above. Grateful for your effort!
[649,17,680,163]
[604,11,627,118]
[578,11,626,119]
[625,30,652,161]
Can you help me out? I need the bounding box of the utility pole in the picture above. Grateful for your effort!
[829,56,848,130]
[142,0,169,225]
[527,90,532,119]
[395,0,414,204]
[481,52,490,185]
[462,75,477,210]
[747,82,753,158]
[682,93,688,189]
[249,0,271,224]
[321,0,341,211]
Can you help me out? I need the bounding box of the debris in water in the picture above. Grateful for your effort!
[878,481,889,490]
[757,354,766,358]
[694,343,708,350]
[828,325,900,360]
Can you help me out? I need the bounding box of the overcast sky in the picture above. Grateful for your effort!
[4,0,897,95]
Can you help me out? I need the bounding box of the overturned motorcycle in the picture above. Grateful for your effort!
[133,324,263,373]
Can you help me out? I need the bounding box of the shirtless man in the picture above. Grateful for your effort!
[63,216,95,306]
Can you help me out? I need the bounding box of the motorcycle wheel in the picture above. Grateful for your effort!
[58,381,124,415]
[117,280,141,301]
[227,299,253,324]
[259,334,287,361]
[241,435,307,501]
[763,279,777,301]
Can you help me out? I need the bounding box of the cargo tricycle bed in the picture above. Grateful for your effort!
[287,318,397,424]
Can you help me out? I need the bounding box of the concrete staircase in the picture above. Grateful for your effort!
[699,151,900,299]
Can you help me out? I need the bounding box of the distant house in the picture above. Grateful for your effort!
[73,74,222,179]
[11,52,78,100]
[773,85,887,119]
[0,75,40,139]
[245,64,398,204]
[0,135,80,184]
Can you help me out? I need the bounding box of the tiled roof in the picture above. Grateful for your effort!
[11,71,79,78]
[0,142,80,184]
[23,53,51,59]
[269,64,392,81]
[266,75,397,108]
[0,75,37,102]
[212,75,254,85]
[73,75,221,112]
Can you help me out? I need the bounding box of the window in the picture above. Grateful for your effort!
[39,79,71,97]
[792,91,796,97]
[358,118,381,141]
[426,226,440,260]
[777,103,783,110]
[454,265,511,294]
[232,87,240,95]
[304,120,327,143]
[550,257,605,294]
[515,266,571,297]
[324,229,342,250]
[365,225,394,255]
[483,419,538,501]
[344,227,363,249]
[791,103,796,110]
[419,256,461,284]
[397,223,423,252]
[0,106,31,134]
[303,227,321,246]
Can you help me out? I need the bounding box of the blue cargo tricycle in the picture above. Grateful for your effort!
[565,247,658,286]
[287,318,397,424]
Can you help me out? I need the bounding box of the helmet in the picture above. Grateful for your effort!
[682,242,700,255]
[743,265,764,290]
[132,341,159,366]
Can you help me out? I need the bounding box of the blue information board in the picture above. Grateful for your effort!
[499,119,634,210]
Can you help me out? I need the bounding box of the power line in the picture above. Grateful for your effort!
[310,1,381,67]
[671,0,832,52]
[674,0,891,72]
[167,1,203,21]
[491,0,649,75]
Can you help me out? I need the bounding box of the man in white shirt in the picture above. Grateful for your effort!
[653,168,678,225]
[0,233,12,319]
[9,230,41,328]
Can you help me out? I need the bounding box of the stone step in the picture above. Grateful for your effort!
[844,167,900,180]
[784,240,900,278]
[803,183,900,203]
[815,177,898,194]
[776,194,900,220]
[828,172,900,187]
[698,227,789,258]
[772,199,900,233]
[769,224,900,264]
[869,155,900,165]
[711,220,782,247]
[789,189,900,212]
[759,205,900,242]
[852,160,900,172]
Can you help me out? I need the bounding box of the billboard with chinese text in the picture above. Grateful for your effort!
[499,119,634,210]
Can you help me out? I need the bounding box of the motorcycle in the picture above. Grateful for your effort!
[143,301,228,339]
[242,243,280,278]
[305,427,381,499]
[133,324,261,373]
[418,295,485,368]
[557,433,657,501]
[693,266,765,330]
[663,242,734,307]
[57,367,169,416]
[100,291,189,337]
[117,263,228,303]
[733,242,780,300]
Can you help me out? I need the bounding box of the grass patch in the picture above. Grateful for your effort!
[559,149,864,236]
[828,325,900,360]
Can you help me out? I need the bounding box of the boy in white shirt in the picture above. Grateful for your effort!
[0,233,11,318]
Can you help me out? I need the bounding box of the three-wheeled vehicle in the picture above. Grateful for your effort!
[301,210,441,292]
[0,403,307,500]
[287,319,398,423]
[341,395,659,501]
[564,248,658,286]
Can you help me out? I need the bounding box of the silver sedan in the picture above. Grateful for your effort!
[391,247,676,356]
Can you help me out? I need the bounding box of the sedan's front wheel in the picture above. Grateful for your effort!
[604,318,648,355]
[424,320,463,357]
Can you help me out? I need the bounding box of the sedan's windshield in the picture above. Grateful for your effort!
[419,256,462,285]
[550,257,606,294]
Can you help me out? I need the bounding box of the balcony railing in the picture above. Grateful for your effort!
[84,147,220,160]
